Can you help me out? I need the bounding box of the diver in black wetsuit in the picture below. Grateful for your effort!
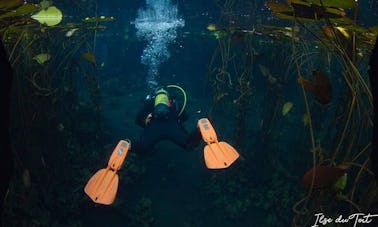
[133,85,201,154]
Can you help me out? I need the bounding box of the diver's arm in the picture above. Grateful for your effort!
[135,98,154,128]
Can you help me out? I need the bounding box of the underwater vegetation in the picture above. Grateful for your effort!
[1,0,378,226]
[1,0,120,225]
[204,0,377,226]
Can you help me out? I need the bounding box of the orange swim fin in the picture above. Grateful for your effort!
[198,118,239,169]
[84,140,130,205]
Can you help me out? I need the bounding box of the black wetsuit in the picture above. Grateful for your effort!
[133,97,201,153]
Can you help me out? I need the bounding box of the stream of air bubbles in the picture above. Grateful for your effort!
[135,0,185,91]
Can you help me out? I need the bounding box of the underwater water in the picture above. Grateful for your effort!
[1,0,378,226]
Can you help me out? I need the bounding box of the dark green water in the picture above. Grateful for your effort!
[2,0,378,226]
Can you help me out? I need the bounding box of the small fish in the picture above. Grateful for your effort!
[65,28,79,37]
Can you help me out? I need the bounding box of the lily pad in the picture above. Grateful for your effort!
[31,6,63,26]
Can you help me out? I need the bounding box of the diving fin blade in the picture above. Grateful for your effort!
[84,140,130,205]
[84,168,119,205]
[204,141,240,169]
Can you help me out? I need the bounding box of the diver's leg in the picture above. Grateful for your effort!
[164,121,200,150]
[186,127,202,149]
[132,122,162,154]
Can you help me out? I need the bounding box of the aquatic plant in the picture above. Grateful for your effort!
[1,1,117,225]
[265,0,377,226]
[203,0,377,226]
[207,23,255,149]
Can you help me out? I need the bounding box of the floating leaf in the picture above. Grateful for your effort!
[31,6,63,26]
[282,102,293,116]
[83,16,115,23]
[82,52,96,64]
[0,3,40,19]
[0,0,23,10]
[33,53,51,64]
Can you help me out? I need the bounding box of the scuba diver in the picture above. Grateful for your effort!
[84,84,240,205]
[132,85,201,154]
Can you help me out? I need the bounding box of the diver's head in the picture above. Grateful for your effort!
[153,87,170,118]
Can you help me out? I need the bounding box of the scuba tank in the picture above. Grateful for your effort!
[153,87,170,119]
